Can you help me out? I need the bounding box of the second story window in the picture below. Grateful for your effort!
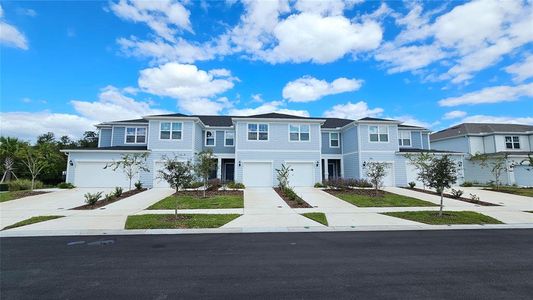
[289,124,310,141]
[125,127,146,144]
[398,131,411,146]
[248,123,268,141]
[160,122,182,140]
[329,132,340,147]
[369,125,389,142]
[224,131,234,146]
[205,130,215,146]
[505,136,520,149]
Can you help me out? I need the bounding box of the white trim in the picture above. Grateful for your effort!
[360,150,397,153]
[504,135,521,150]
[246,122,269,141]
[61,149,149,153]
[368,125,390,143]
[322,154,343,159]
[357,125,362,177]
[284,160,316,163]
[149,148,194,152]
[224,130,235,147]
[158,121,183,141]
[241,160,275,163]
[124,127,147,144]
[342,151,358,156]
[65,153,72,183]
[97,128,102,148]
[110,126,115,147]
[288,123,311,142]
[204,129,216,147]
[233,117,325,124]
[212,153,236,159]
[329,132,340,148]
[236,149,320,153]
[75,159,116,163]
[398,130,412,147]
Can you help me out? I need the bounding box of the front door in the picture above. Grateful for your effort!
[328,162,337,179]
[225,163,235,182]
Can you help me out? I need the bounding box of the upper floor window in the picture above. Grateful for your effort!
[248,123,268,141]
[398,131,411,146]
[289,124,310,141]
[329,132,340,148]
[205,130,215,146]
[160,122,182,140]
[224,131,235,147]
[505,136,520,149]
[125,127,146,144]
[369,125,389,142]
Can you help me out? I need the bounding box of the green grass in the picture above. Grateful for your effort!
[125,214,241,229]
[301,212,328,226]
[148,194,244,210]
[332,191,437,207]
[383,211,503,225]
[3,215,64,230]
[485,187,533,197]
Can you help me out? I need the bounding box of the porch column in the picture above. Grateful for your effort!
[340,157,344,177]
[217,158,222,180]
[324,158,329,180]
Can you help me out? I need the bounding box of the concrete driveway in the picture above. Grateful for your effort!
[456,187,533,210]
[293,187,357,212]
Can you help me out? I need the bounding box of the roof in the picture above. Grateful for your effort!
[358,117,397,122]
[431,123,533,141]
[398,124,427,130]
[97,118,148,126]
[246,112,311,119]
[145,113,189,118]
[398,148,462,154]
[194,115,234,127]
[322,118,354,129]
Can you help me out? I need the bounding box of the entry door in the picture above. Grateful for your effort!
[328,163,337,179]
[225,163,235,181]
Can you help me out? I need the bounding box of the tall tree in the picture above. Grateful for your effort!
[105,153,149,190]
[17,144,48,191]
[426,155,458,217]
[157,157,194,219]
[35,133,65,185]
[78,131,98,148]
[194,149,217,197]
[0,137,25,182]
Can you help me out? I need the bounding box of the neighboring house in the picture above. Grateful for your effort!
[61,112,464,188]
[431,123,533,187]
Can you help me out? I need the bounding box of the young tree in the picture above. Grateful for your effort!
[470,153,507,190]
[405,152,434,190]
[194,149,217,197]
[364,161,388,194]
[426,155,458,217]
[0,137,24,183]
[275,164,292,190]
[17,145,48,191]
[157,157,194,219]
[105,153,149,190]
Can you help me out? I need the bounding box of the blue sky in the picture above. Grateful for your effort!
[1,0,532,140]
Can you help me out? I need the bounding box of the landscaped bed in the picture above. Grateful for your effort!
[148,190,244,210]
[382,211,503,225]
[3,215,64,230]
[301,212,328,226]
[72,188,147,210]
[274,187,312,208]
[403,187,499,206]
[483,187,533,198]
[125,214,241,229]
[325,189,437,207]
[0,190,49,203]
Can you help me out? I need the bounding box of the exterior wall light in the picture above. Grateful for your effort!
[69,160,74,166]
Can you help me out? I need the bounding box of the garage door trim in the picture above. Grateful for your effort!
[242,160,273,187]
[284,160,316,187]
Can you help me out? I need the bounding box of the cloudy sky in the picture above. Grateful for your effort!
[1,0,532,141]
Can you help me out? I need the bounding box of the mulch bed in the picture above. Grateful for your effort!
[172,190,243,197]
[72,188,147,210]
[8,191,49,200]
[325,188,385,197]
[273,188,312,208]
[402,187,499,206]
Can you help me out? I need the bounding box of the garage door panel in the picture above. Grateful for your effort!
[243,162,272,187]
[74,162,136,188]
[287,162,315,187]
[514,166,533,187]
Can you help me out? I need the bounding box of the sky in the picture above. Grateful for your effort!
[1,0,532,141]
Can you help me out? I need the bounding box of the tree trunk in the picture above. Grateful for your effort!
[31,176,35,191]
[203,176,207,198]
[175,188,179,220]
[439,190,444,217]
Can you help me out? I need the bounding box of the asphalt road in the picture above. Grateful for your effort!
[2,229,533,299]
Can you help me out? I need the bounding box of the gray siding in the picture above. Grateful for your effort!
[147,120,194,151]
[99,128,112,147]
[321,132,342,154]
[110,126,148,147]
[464,158,510,185]
[431,136,469,153]
[235,122,321,151]
[341,125,358,153]
[421,133,429,149]
[342,153,359,178]
[202,130,235,154]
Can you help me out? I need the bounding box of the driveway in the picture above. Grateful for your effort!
[456,187,533,210]
[293,187,357,212]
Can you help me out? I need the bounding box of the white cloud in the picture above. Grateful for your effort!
[375,43,446,73]
[282,76,363,102]
[228,100,309,117]
[438,83,533,106]
[323,101,383,119]
[460,114,533,125]
[393,115,436,129]
[505,55,533,82]
[0,5,28,50]
[294,0,348,16]
[16,8,37,17]
[443,110,467,120]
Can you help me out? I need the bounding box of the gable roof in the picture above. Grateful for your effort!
[195,115,234,127]
[322,118,353,129]
[431,123,533,141]
[246,112,311,119]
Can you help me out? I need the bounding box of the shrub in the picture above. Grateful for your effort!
[104,192,115,201]
[450,189,464,199]
[113,187,123,198]
[57,182,75,189]
[206,178,221,191]
[8,179,44,191]
[226,181,245,189]
[84,191,103,206]
[185,181,203,189]
[460,181,474,187]
[408,182,416,189]
[282,187,302,204]
[134,181,143,190]
[469,193,480,202]
[314,182,324,188]
[0,183,8,191]
[323,178,371,189]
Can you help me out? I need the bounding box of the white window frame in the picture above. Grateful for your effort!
[288,124,310,142]
[329,132,340,148]
[205,130,216,147]
[124,127,147,144]
[247,123,269,141]
[369,125,389,143]
[224,131,235,147]
[505,135,520,149]
[159,122,183,141]
[398,131,412,147]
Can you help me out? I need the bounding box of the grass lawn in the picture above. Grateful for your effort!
[383,211,503,225]
[301,212,328,226]
[3,215,64,230]
[125,214,241,229]
[148,193,244,210]
[485,187,533,198]
[0,191,47,203]
[331,191,437,207]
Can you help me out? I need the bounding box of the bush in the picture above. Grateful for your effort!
[282,187,302,204]
[323,178,371,189]
[113,187,123,198]
[185,181,203,189]
[469,193,480,202]
[226,181,245,189]
[134,181,143,190]
[460,181,474,187]
[84,191,103,206]
[314,182,324,188]
[8,179,44,191]
[408,182,416,189]
[450,189,464,199]
[0,183,8,191]
[57,182,75,189]
[104,192,115,201]
[206,178,221,191]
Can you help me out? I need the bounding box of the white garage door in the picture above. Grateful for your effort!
[153,161,170,188]
[288,162,315,187]
[514,165,533,187]
[382,163,395,187]
[74,161,135,188]
[243,162,272,187]
[406,162,424,187]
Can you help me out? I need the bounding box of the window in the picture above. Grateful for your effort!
[125,127,146,144]
[329,132,340,147]
[289,124,310,141]
[248,123,268,140]
[160,122,182,140]
[369,125,389,142]
[205,130,215,146]
[225,131,234,147]
[398,131,411,146]
[505,136,520,149]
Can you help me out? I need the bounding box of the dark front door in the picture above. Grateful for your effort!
[328,163,337,180]
[225,163,235,181]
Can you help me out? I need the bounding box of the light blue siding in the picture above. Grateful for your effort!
[147,120,194,151]
[193,123,203,153]
[514,165,533,187]
[431,136,469,153]
[464,158,510,185]
[202,130,235,154]
[410,131,422,148]
[99,128,112,147]
[422,133,430,149]
[358,124,399,152]
[342,153,359,178]
[321,132,342,154]
[341,125,357,153]
[235,122,321,151]
[146,150,195,187]
[110,126,148,147]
